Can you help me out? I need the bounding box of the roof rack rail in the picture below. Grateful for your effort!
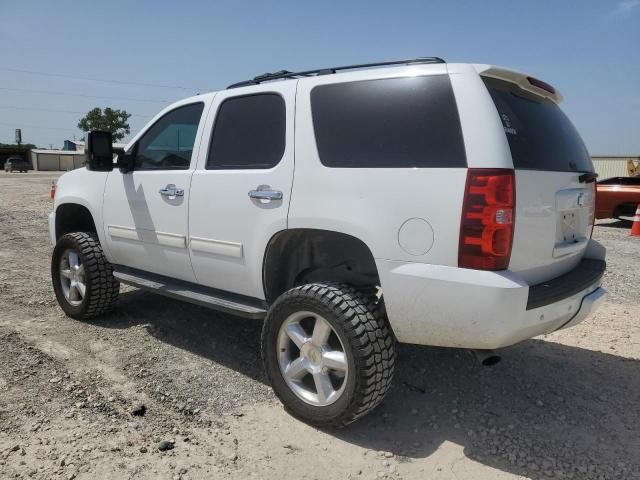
[227,57,445,89]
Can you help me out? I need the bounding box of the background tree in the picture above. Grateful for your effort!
[77,107,131,142]
[0,142,36,149]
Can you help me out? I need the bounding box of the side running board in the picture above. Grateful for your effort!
[113,266,268,319]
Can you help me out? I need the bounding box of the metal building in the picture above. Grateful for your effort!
[30,149,86,171]
[591,155,640,179]
[29,141,125,171]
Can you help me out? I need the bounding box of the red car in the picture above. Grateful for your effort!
[595,176,640,220]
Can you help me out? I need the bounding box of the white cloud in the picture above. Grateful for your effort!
[608,0,640,17]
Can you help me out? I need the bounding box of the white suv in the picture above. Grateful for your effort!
[49,58,606,427]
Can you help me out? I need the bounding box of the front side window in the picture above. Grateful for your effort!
[134,103,204,170]
[310,75,467,168]
[206,93,286,170]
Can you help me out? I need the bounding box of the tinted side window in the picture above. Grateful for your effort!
[483,77,593,173]
[135,103,204,170]
[310,75,466,168]
[207,94,285,170]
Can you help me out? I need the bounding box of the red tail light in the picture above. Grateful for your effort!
[459,169,515,270]
[527,76,556,95]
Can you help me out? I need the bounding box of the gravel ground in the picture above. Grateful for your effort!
[0,171,638,480]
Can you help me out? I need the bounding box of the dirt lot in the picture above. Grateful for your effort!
[0,171,638,480]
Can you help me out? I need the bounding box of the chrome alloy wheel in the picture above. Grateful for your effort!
[277,311,349,406]
[59,249,86,306]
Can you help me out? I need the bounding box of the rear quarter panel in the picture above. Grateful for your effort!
[447,63,514,170]
[290,65,470,266]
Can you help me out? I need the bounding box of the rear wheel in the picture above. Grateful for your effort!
[262,282,395,428]
[51,232,119,319]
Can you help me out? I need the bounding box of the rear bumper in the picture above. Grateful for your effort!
[377,240,607,349]
[526,258,605,310]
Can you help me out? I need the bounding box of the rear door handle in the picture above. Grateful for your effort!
[248,184,283,202]
[159,184,184,199]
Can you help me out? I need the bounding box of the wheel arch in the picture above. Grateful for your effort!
[613,201,640,219]
[262,228,380,304]
[55,202,98,240]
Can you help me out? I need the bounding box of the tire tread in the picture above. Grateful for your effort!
[262,282,395,428]
[53,232,119,319]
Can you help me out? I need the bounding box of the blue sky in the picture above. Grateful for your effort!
[0,0,638,153]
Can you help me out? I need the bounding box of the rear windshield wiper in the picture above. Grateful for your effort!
[578,172,598,183]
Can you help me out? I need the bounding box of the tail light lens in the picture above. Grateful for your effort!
[459,169,515,270]
[527,76,556,95]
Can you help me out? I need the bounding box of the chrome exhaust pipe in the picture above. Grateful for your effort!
[469,349,501,366]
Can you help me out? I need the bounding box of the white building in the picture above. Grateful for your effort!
[592,155,640,179]
[30,140,127,171]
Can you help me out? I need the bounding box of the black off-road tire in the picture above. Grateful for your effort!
[262,282,395,428]
[51,232,119,320]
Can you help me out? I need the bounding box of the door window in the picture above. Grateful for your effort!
[206,93,285,170]
[134,102,204,170]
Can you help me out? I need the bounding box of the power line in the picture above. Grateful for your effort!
[0,67,207,91]
[0,86,172,103]
[0,105,151,117]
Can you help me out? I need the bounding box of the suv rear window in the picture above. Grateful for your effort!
[483,77,593,173]
[310,75,466,168]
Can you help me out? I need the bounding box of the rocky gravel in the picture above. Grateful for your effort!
[0,171,638,479]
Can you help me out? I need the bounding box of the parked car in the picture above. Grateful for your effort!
[48,58,607,427]
[595,176,640,220]
[4,157,31,173]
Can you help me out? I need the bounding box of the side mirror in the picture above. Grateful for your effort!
[85,130,114,171]
[114,147,135,174]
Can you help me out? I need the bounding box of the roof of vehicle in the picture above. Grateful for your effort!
[148,59,564,143]
[226,57,446,89]
[222,58,562,104]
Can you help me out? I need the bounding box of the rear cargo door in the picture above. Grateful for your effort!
[483,77,596,284]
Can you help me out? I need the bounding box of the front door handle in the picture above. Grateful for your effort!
[159,184,184,199]
[248,184,283,202]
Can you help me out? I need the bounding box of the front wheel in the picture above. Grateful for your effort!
[51,232,120,319]
[262,282,395,428]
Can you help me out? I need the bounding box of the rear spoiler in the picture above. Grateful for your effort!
[473,64,563,104]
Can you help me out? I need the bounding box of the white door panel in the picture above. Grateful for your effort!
[103,100,209,282]
[188,82,297,299]
[103,170,196,281]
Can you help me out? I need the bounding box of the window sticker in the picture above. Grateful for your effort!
[501,113,517,135]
